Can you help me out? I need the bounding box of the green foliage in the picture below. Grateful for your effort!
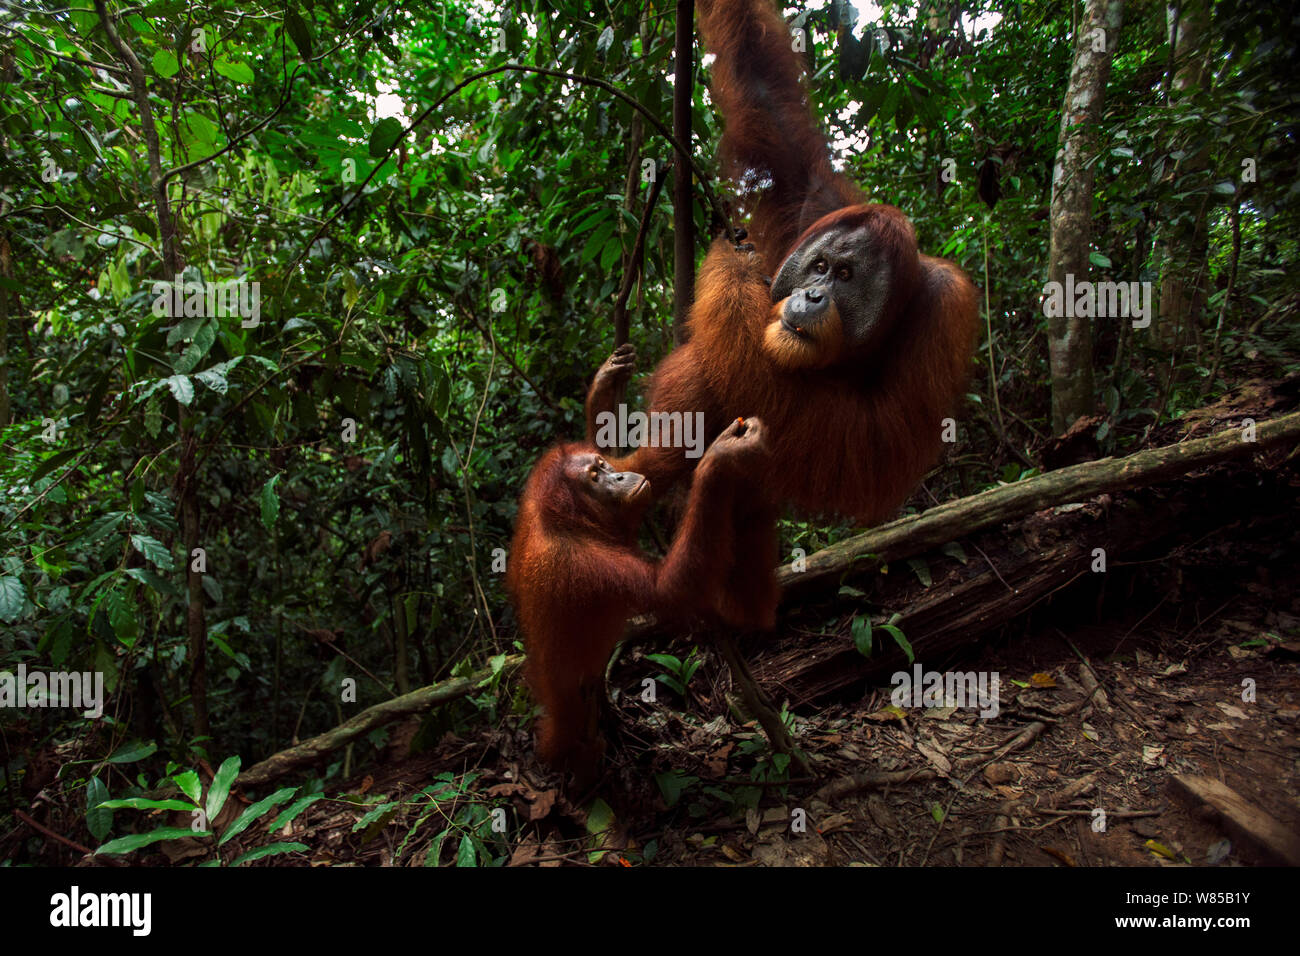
[645,648,702,697]
[1,0,1296,863]
[852,614,912,662]
[406,772,509,867]
[92,755,307,864]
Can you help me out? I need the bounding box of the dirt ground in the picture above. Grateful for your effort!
[213,502,1299,867]
[47,383,1298,869]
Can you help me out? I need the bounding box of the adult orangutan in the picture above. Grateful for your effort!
[506,418,768,783]
[587,0,979,632]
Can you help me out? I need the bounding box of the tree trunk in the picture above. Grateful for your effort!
[1154,0,1212,374]
[1046,0,1125,432]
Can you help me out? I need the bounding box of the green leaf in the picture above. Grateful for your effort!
[32,447,81,482]
[72,509,124,546]
[96,827,201,856]
[174,321,216,374]
[124,566,182,598]
[130,533,175,570]
[656,674,685,695]
[166,315,207,346]
[260,474,281,531]
[105,585,138,646]
[652,773,695,808]
[600,235,624,272]
[166,374,195,405]
[851,615,873,657]
[152,49,180,78]
[907,557,932,587]
[644,653,682,673]
[284,9,313,59]
[108,740,158,763]
[880,624,914,664]
[219,787,298,846]
[172,770,203,805]
[0,577,24,623]
[270,794,324,832]
[96,797,195,811]
[369,117,403,158]
[426,829,448,866]
[179,113,221,154]
[229,842,309,866]
[455,833,477,867]
[86,776,113,841]
[581,220,616,263]
[195,364,230,394]
[214,59,255,84]
[205,756,242,820]
[352,801,399,831]
[939,541,967,564]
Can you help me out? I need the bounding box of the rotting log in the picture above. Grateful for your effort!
[778,412,1300,600]
[236,655,522,790]
[238,415,1300,787]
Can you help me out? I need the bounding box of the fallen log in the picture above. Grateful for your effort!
[756,489,1200,703]
[1168,773,1300,866]
[236,655,523,790]
[779,411,1300,600]
[749,412,1300,703]
[239,414,1300,787]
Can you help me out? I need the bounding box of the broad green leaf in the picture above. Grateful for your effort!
[219,787,298,846]
[105,585,138,646]
[172,770,203,805]
[880,624,913,663]
[130,533,175,570]
[369,117,403,158]
[260,474,281,530]
[851,615,873,657]
[174,321,216,374]
[0,577,24,623]
[108,740,158,763]
[205,756,242,820]
[455,834,477,867]
[165,374,194,405]
[32,447,81,482]
[214,59,255,84]
[124,566,182,597]
[152,50,179,78]
[97,797,195,811]
[230,842,309,866]
[86,776,112,841]
[96,827,200,856]
[270,794,324,832]
[285,9,313,59]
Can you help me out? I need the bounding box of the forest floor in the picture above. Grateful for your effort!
[234,381,1298,867]
[228,472,1299,867]
[55,381,1295,868]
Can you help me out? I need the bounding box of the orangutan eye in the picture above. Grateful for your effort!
[835,265,852,281]
[813,258,829,274]
[589,469,599,481]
